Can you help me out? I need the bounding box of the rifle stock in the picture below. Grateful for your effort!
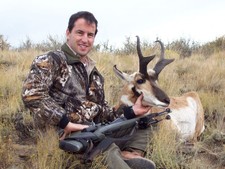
[60,139,84,153]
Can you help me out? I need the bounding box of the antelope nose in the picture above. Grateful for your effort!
[164,97,170,104]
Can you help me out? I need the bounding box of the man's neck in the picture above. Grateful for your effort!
[66,43,88,64]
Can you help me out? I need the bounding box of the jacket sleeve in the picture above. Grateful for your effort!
[96,102,136,122]
[22,53,68,128]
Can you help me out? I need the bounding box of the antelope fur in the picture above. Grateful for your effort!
[113,37,205,143]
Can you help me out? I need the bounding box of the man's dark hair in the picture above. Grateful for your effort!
[68,11,98,35]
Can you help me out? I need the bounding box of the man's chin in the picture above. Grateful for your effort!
[77,50,87,56]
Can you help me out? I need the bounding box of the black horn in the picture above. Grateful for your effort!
[136,36,155,77]
[153,40,175,79]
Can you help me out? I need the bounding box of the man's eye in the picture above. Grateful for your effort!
[136,79,145,84]
[88,34,94,38]
[76,31,83,36]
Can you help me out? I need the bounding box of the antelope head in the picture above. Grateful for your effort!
[113,36,175,107]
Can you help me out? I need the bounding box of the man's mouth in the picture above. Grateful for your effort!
[79,44,88,50]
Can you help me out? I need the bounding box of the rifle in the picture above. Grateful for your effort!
[59,108,171,163]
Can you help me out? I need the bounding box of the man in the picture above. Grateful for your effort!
[22,11,155,169]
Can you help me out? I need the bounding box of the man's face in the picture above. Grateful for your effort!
[66,18,96,57]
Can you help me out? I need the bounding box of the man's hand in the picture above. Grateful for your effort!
[132,94,152,116]
[59,122,89,140]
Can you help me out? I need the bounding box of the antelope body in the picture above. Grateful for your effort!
[114,36,205,143]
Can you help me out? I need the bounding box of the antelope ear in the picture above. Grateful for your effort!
[113,65,133,82]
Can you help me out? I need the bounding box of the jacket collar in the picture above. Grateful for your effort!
[61,43,96,73]
[61,43,80,65]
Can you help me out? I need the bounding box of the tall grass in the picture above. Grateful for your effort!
[0,47,224,168]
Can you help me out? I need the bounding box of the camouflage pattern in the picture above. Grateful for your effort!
[22,43,120,129]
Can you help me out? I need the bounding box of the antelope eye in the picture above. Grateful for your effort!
[136,79,145,84]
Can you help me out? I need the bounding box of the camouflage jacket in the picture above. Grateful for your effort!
[22,43,121,129]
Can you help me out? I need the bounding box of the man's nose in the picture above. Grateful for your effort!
[81,34,88,42]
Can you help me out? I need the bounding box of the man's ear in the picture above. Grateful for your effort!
[66,29,70,40]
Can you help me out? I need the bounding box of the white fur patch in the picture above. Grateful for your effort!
[121,95,134,106]
[147,69,155,77]
[169,97,198,140]
[140,89,168,107]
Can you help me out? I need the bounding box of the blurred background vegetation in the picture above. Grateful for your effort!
[0,34,224,169]
[1,34,225,56]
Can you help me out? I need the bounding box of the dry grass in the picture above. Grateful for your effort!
[0,48,224,168]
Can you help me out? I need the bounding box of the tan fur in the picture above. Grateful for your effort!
[149,91,204,143]
[115,90,205,143]
[134,74,154,92]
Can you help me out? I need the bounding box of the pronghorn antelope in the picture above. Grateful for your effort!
[113,36,205,143]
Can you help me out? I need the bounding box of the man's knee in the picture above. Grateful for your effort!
[121,147,145,159]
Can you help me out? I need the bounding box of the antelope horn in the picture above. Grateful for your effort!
[153,40,175,78]
[136,36,155,77]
